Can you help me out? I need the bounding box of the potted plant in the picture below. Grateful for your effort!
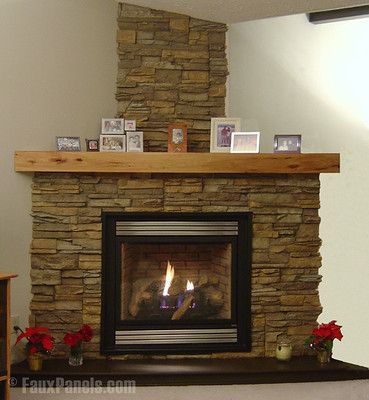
[14,326,55,371]
[305,320,343,363]
[63,324,93,366]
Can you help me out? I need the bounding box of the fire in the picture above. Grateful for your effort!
[163,261,175,297]
[186,280,194,291]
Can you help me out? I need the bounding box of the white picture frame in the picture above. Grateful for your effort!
[101,118,124,134]
[230,132,260,153]
[210,118,241,153]
[124,120,136,132]
[126,131,144,152]
[99,134,126,152]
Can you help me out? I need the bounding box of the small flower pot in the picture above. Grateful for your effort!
[28,353,43,371]
[316,349,332,364]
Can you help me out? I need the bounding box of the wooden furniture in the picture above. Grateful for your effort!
[14,151,340,174]
[0,273,17,400]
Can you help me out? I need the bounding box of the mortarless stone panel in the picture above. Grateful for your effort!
[116,3,228,152]
[30,173,322,359]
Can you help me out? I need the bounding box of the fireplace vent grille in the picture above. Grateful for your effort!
[115,328,238,345]
[116,221,238,236]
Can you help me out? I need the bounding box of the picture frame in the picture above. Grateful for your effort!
[56,136,81,152]
[274,135,301,153]
[126,131,144,152]
[210,118,241,152]
[101,118,124,134]
[168,124,187,153]
[85,139,99,152]
[230,132,260,153]
[124,120,136,132]
[99,134,126,152]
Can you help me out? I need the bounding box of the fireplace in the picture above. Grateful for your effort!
[101,212,252,354]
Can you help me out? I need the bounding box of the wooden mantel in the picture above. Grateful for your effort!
[14,151,340,174]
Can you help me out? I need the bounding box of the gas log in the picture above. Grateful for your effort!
[128,274,225,320]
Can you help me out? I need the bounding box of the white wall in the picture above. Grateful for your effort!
[0,0,117,340]
[229,14,369,367]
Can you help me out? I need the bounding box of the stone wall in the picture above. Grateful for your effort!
[30,173,322,358]
[116,3,228,152]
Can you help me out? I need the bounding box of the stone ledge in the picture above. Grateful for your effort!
[11,357,369,387]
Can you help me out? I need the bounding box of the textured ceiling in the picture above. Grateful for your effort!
[119,0,369,23]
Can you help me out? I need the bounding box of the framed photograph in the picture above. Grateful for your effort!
[99,134,126,152]
[210,118,241,152]
[124,120,136,131]
[230,132,260,153]
[56,136,81,152]
[101,118,124,134]
[274,135,302,153]
[126,131,144,152]
[85,139,99,152]
[168,124,187,153]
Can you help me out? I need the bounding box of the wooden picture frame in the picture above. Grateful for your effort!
[168,124,187,153]
[85,139,99,152]
[274,135,301,153]
[210,118,241,153]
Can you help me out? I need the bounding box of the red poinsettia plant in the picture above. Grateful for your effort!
[305,320,343,352]
[14,326,55,355]
[63,324,93,348]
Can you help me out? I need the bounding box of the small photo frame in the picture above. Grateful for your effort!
[126,131,144,152]
[101,118,124,134]
[210,118,241,152]
[85,139,99,152]
[168,124,187,152]
[274,135,301,153]
[56,136,81,152]
[99,134,126,152]
[230,132,260,153]
[124,120,136,131]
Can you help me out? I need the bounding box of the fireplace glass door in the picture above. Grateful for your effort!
[121,241,232,322]
[101,213,252,355]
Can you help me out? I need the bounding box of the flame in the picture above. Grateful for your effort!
[186,280,194,291]
[163,261,175,296]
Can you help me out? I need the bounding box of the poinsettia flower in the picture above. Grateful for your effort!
[29,345,38,354]
[64,332,83,347]
[41,335,55,351]
[306,320,343,351]
[15,327,49,345]
[79,325,93,342]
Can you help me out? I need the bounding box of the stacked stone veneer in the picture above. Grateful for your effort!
[116,3,228,152]
[30,173,322,358]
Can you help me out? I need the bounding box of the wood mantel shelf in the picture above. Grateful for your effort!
[14,151,340,174]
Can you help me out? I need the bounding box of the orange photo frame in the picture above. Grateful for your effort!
[168,124,187,153]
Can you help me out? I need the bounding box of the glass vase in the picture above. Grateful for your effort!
[275,334,293,361]
[69,342,83,366]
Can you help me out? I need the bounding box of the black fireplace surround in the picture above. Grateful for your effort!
[101,212,252,355]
